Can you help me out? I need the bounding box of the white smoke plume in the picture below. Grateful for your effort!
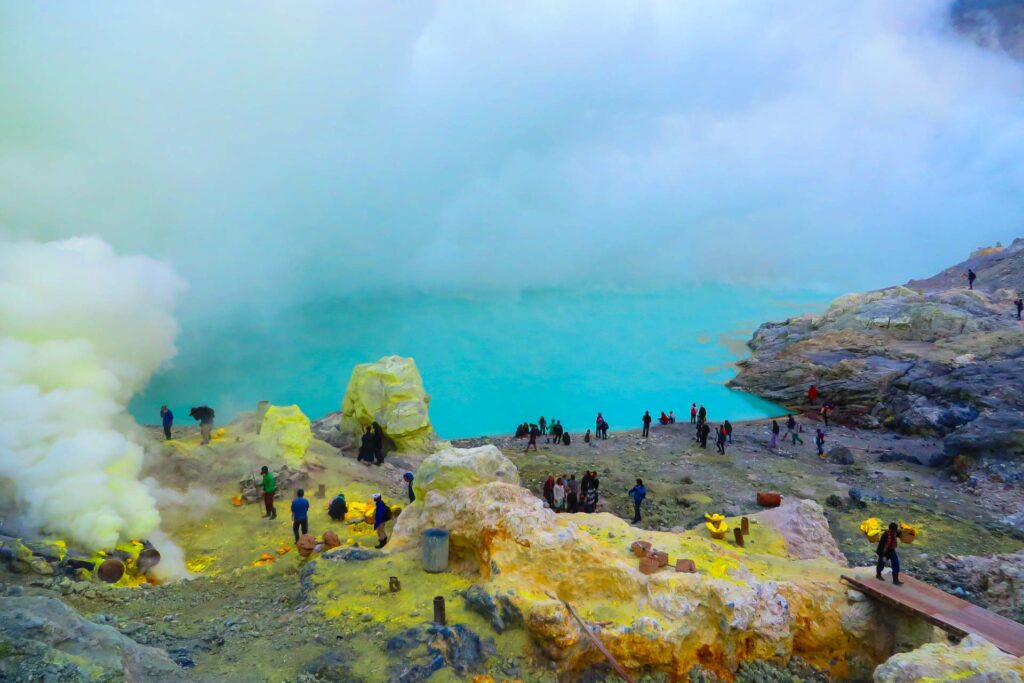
[0,236,186,556]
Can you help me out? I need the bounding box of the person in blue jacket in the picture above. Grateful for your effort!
[403,472,415,503]
[159,405,173,440]
[291,488,310,542]
[628,478,646,524]
[373,493,391,548]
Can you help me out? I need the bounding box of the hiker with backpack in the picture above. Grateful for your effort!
[189,406,215,445]
[373,493,392,548]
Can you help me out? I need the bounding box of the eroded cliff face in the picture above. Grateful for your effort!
[381,445,935,680]
[729,239,1024,459]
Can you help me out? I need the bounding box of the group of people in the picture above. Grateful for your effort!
[157,405,216,444]
[357,422,387,465]
[640,411,677,437]
[687,403,734,454]
[542,471,601,513]
[770,413,828,456]
[517,419,572,451]
[259,463,404,549]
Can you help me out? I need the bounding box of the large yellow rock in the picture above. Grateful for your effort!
[259,405,312,466]
[339,355,441,452]
[389,446,927,680]
[873,634,1024,682]
[412,445,518,501]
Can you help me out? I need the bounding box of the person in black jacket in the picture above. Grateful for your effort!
[876,522,903,585]
[642,411,652,438]
[357,426,375,464]
[328,492,348,521]
[699,422,711,449]
[372,422,385,465]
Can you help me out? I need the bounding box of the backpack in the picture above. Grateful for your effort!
[382,504,393,522]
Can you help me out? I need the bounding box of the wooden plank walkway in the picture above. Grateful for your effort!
[842,569,1024,657]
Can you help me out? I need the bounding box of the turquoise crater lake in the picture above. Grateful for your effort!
[130,286,832,438]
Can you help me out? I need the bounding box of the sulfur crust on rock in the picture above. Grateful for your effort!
[371,446,933,680]
[259,405,312,466]
[873,634,1024,682]
[339,355,444,453]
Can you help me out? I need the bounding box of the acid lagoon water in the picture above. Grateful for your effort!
[131,286,832,438]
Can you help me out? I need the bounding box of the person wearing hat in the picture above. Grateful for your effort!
[260,466,276,520]
[403,472,415,503]
[328,491,348,522]
[373,493,391,548]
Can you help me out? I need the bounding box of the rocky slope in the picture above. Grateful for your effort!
[729,239,1024,459]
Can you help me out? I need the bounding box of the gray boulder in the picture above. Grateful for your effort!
[826,446,855,465]
[0,596,187,682]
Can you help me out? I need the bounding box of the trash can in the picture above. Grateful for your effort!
[422,528,449,573]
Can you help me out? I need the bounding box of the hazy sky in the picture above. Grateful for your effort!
[2,1,1022,310]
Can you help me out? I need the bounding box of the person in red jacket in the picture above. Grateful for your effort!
[807,385,818,404]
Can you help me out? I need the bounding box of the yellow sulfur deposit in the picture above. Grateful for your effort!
[705,513,728,539]
[860,517,882,543]
[370,446,930,681]
[899,522,920,544]
[259,404,313,465]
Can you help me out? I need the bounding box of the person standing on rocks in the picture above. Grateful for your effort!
[539,416,547,436]
[699,421,711,449]
[770,419,780,449]
[642,411,652,438]
[628,478,646,524]
[584,429,592,444]
[189,406,215,445]
[566,474,579,511]
[1015,296,1022,321]
[815,428,826,457]
[583,472,599,512]
[358,426,375,464]
[820,402,832,429]
[876,522,903,585]
[724,420,733,444]
[715,424,727,454]
[525,424,539,452]
[697,405,707,423]
[552,478,566,512]
[669,410,676,424]
[371,422,385,465]
[160,405,174,440]
[690,403,697,424]
[373,493,391,548]
[403,472,415,503]
[966,268,977,290]
[291,488,310,543]
[786,414,804,445]
[543,475,555,509]
[260,465,277,520]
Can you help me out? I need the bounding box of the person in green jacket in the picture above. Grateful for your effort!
[260,466,276,520]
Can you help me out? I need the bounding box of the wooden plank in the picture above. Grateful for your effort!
[841,572,1024,657]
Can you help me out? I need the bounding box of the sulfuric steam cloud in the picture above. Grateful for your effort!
[0,236,187,571]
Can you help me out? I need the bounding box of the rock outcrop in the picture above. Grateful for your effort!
[916,550,1024,623]
[336,355,443,453]
[0,596,187,682]
[259,404,312,466]
[390,446,934,680]
[730,239,1024,458]
[873,634,1024,682]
